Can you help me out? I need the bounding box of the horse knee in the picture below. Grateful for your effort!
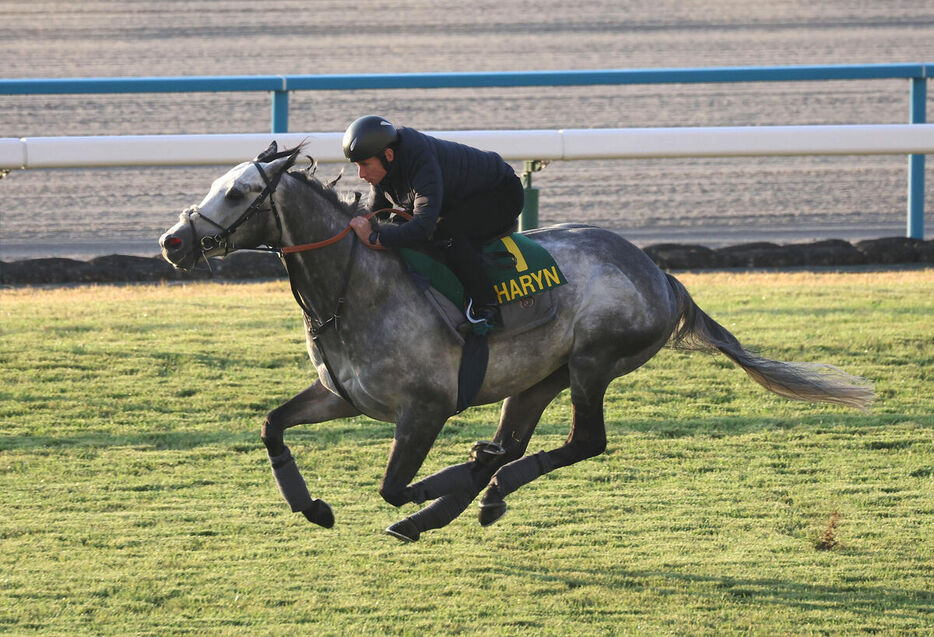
[572,433,606,459]
[378,482,412,507]
[550,434,606,468]
[566,405,607,460]
[582,434,607,458]
[260,415,285,456]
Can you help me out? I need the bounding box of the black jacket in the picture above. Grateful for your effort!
[367,127,514,248]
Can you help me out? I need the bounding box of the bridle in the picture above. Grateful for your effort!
[184,160,404,260]
[183,161,285,260]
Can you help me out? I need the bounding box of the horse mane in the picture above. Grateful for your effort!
[255,141,363,218]
[285,167,364,218]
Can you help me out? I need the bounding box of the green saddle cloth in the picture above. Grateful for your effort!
[399,233,568,308]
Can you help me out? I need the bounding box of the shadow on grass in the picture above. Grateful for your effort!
[602,412,932,438]
[496,563,934,623]
[0,417,396,453]
[0,429,257,453]
[1,410,928,453]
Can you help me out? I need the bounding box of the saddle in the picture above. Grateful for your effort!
[398,232,568,342]
[398,233,569,413]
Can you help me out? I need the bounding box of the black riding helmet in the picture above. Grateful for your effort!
[342,115,399,163]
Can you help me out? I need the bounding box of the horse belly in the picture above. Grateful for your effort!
[474,319,573,404]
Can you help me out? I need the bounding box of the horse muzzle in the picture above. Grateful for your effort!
[159,220,197,271]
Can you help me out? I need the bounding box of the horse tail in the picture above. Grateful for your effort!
[664,274,874,411]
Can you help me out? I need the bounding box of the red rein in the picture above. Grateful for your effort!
[280,208,411,254]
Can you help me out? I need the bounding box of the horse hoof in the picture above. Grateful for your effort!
[385,518,420,542]
[478,501,507,527]
[302,499,334,528]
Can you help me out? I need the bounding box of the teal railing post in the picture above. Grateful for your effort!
[908,76,926,239]
[272,89,289,133]
[519,160,546,231]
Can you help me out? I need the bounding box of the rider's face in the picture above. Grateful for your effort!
[355,148,393,185]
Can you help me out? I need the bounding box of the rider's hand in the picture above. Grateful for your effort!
[349,216,383,249]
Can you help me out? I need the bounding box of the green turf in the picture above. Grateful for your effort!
[1,270,931,635]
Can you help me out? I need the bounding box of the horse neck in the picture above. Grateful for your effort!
[275,175,396,319]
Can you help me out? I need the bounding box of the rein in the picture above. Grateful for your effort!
[275,205,411,410]
[281,208,412,254]
[280,206,409,336]
[277,205,410,412]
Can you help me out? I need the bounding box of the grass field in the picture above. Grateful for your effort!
[1,269,932,635]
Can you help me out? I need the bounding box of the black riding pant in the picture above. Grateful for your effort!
[433,173,524,306]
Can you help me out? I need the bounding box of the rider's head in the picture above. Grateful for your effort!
[342,115,399,185]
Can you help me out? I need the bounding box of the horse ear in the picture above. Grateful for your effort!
[303,155,318,178]
[254,141,278,162]
[325,167,344,189]
[264,145,303,177]
[264,155,295,179]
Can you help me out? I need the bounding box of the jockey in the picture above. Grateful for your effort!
[344,115,524,329]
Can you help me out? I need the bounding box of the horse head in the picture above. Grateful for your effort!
[159,141,300,270]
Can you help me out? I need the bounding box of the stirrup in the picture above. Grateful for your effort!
[470,440,506,465]
[465,298,495,325]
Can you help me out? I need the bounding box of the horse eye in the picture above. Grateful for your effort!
[225,188,245,202]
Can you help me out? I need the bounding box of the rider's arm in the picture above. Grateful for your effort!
[372,151,444,249]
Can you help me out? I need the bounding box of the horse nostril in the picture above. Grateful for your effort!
[165,236,183,249]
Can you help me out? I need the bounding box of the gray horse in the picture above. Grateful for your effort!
[159,143,873,542]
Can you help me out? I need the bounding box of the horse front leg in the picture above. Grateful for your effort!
[387,367,570,541]
[262,379,359,528]
[377,405,450,542]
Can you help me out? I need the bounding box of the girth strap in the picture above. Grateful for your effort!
[282,237,361,410]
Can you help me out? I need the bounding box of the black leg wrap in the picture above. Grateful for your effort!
[408,490,477,534]
[488,450,555,498]
[268,446,315,513]
[406,441,506,504]
[478,451,553,527]
[406,462,475,504]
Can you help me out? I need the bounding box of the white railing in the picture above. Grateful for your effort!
[3,64,929,237]
[3,124,934,168]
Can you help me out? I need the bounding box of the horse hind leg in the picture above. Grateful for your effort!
[387,367,570,541]
[479,373,609,527]
[385,441,506,542]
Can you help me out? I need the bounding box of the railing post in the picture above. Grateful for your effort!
[908,76,926,239]
[272,89,289,133]
[519,160,545,231]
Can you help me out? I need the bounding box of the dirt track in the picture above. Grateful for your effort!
[1,1,933,259]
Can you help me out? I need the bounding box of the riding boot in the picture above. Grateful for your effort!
[443,235,499,322]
